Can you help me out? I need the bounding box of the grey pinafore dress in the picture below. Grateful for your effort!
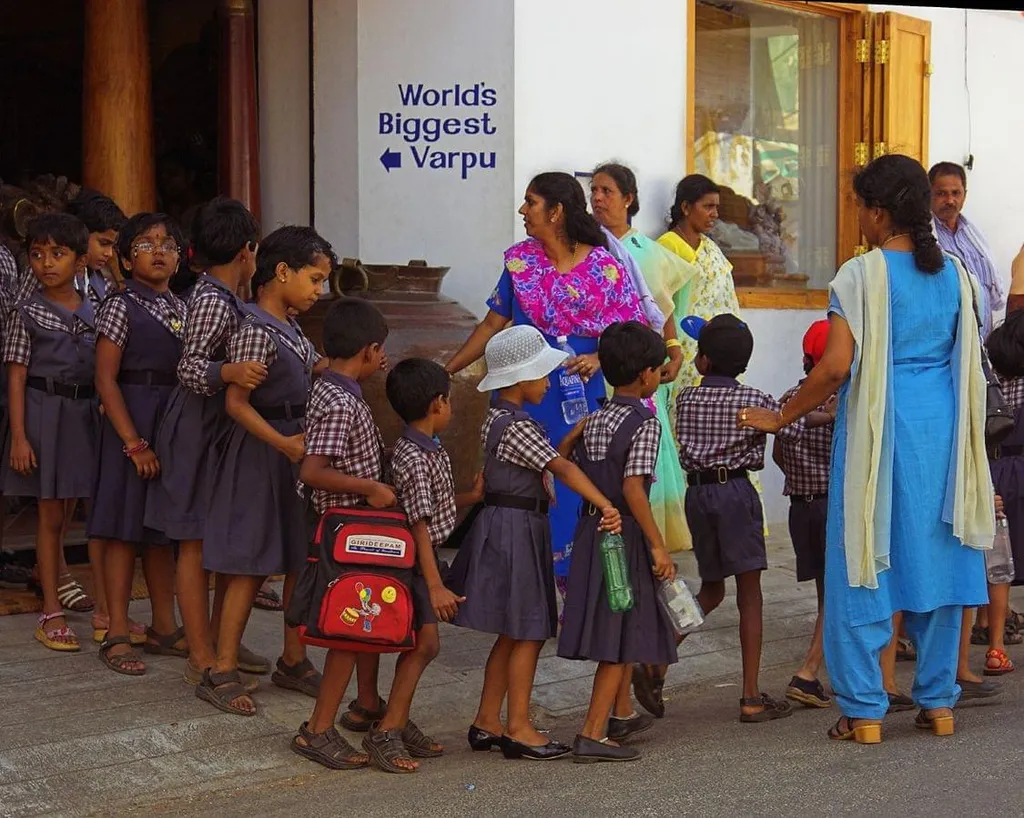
[144,277,245,540]
[557,399,678,665]
[87,282,185,543]
[203,309,317,576]
[3,293,98,499]
[449,402,558,641]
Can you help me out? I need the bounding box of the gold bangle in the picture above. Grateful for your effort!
[665,339,682,350]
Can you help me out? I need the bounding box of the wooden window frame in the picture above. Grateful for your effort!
[686,1,868,310]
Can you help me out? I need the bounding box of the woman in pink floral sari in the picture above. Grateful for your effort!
[447,171,648,590]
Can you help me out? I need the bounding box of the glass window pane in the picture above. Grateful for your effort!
[694,0,838,290]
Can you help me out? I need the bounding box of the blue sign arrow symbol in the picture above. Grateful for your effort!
[380,148,402,172]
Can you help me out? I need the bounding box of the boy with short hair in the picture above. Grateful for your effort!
[292,297,393,771]
[644,314,803,723]
[370,357,482,771]
[774,320,836,709]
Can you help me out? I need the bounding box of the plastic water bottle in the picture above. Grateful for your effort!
[657,577,704,635]
[986,518,1016,584]
[599,532,634,613]
[556,336,589,425]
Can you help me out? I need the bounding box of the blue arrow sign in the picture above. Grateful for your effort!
[380,148,402,172]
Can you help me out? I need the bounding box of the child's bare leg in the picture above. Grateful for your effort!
[697,579,726,617]
[141,546,181,640]
[177,539,215,670]
[376,624,442,769]
[210,572,228,638]
[306,650,356,733]
[504,639,547,746]
[280,572,306,666]
[735,570,764,710]
[613,662,634,718]
[474,635,514,733]
[37,500,69,633]
[86,537,108,618]
[956,607,984,683]
[986,584,1011,671]
[212,574,263,678]
[102,538,143,669]
[581,662,628,741]
[345,654,383,727]
[976,605,990,629]
[795,577,825,681]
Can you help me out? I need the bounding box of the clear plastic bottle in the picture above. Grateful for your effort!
[555,336,589,425]
[657,577,704,635]
[599,532,634,613]
[986,518,1016,584]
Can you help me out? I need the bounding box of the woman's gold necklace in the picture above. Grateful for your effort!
[880,232,910,248]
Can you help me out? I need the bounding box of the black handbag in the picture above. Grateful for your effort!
[971,288,1015,445]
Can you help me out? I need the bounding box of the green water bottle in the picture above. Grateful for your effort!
[599,532,634,613]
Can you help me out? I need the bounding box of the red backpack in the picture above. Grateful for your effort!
[288,506,417,653]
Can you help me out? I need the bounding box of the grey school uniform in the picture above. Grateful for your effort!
[557,397,678,666]
[391,428,459,628]
[144,275,247,540]
[448,400,559,641]
[1,291,99,499]
[676,376,803,582]
[87,280,186,544]
[204,307,319,576]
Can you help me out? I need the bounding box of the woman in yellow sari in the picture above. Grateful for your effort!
[591,163,697,552]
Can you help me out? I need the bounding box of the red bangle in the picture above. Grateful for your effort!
[123,439,149,457]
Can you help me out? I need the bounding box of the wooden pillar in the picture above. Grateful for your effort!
[218,0,261,223]
[82,0,156,216]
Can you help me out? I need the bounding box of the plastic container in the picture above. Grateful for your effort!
[986,518,1016,584]
[657,577,704,634]
[599,532,634,613]
[555,336,589,425]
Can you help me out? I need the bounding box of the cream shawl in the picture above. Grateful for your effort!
[829,249,993,589]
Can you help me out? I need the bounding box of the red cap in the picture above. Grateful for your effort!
[802,320,830,367]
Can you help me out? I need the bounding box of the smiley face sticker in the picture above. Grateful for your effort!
[381,586,397,604]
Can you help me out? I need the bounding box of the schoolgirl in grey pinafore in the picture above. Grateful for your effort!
[557,398,678,666]
[203,307,319,576]
[449,400,558,641]
[144,275,246,540]
[2,291,99,499]
[88,280,186,544]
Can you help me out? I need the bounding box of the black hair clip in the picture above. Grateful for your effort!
[895,186,909,202]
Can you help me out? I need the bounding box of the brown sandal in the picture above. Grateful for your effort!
[362,725,417,774]
[292,722,369,770]
[142,625,188,657]
[339,696,388,732]
[739,693,793,723]
[271,656,322,698]
[99,635,146,676]
[195,669,256,716]
[401,720,443,758]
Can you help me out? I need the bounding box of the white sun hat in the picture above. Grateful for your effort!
[477,325,570,392]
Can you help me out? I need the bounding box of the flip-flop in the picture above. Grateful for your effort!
[142,625,188,657]
[271,656,322,697]
[98,635,146,676]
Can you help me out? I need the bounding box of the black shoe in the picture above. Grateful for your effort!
[786,676,833,708]
[607,712,654,741]
[571,734,640,764]
[500,736,571,760]
[887,691,915,713]
[467,725,503,752]
[957,678,1002,701]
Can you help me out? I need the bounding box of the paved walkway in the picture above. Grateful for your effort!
[0,535,1018,817]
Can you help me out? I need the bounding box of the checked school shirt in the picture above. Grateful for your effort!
[776,382,833,496]
[675,375,803,473]
[481,404,560,500]
[176,274,247,396]
[391,427,457,547]
[580,399,661,478]
[302,369,385,514]
[95,281,187,347]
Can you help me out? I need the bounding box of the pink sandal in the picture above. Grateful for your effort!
[34,611,80,652]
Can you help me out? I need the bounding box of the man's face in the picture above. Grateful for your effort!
[931,173,966,224]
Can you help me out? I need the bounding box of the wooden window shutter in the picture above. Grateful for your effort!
[877,12,932,164]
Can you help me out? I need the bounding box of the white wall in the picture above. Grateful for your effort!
[350,0,515,311]
[513,0,689,239]
[258,0,311,231]
[312,0,359,256]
